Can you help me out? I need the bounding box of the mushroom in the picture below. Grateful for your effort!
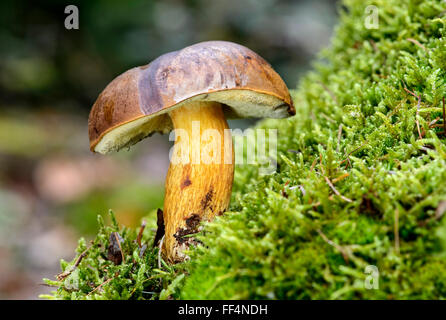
[88,41,294,262]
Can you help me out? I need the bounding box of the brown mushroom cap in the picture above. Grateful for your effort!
[89,41,295,154]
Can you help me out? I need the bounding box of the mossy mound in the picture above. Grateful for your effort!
[181,0,446,299]
[43,0,446,299]
[41,211,184,300]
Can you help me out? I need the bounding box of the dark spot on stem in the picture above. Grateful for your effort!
[181,176,192,189]
[174,213,201,245]
[185,213,201,230]
[201,187,214,210]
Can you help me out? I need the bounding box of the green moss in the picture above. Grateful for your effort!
[40,210,185,300]
[181,0,446,299]
[43,0,446,299]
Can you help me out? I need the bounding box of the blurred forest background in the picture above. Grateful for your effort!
[0,0,337,299]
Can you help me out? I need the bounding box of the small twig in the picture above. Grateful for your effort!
[394,209,400,254]
[332,172,350,184]
[403,86,416,97]
[56,247,90,281]
[310,157,318,172]
[158,235,165,270]
[345,158,352,169]
[157,235,166,287]
[317,229,349,264]
[339,141,368,166]
[324,176,353,203]
[87,277,113,296]
[406,38,427,51]
[137,220,147,248]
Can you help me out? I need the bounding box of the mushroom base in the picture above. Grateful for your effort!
[163,101,234,262]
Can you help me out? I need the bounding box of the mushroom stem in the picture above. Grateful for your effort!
[163,101,234,262]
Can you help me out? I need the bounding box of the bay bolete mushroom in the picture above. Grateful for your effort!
[88,41,294,262]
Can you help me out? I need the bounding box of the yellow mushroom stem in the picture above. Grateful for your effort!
[162,101,234,262]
